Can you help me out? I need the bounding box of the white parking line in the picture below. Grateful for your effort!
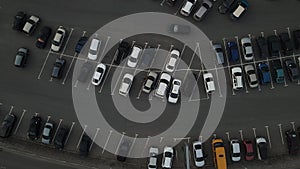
[278,123,284,145]
[37,49,52,79]
[239,130,244,140]
[266,56,275,89]
[160,0,166,6]
[114,132,125,154]
[160,137,164,143]
[76,125,87,149]
[235,36,249,94]
[99,36,111,60]
[174,0,185,15]
[65,122,75,145]
[265,126,272,148]
[214,65,223,97]
[222,38,236,95]
[13,109,26,135]
[252,128,257,138]
[290,121,296,131]
[89,128,100,151]
[147,44,161,101]
[59,28,74,59]
[46,116,51,123]
[73,80,79,88]
[128,134,138,156]
[141,136,150,156]
[248,34,262,91]
[102,130,113,154]
[225,132,230,141]
[188,70,201,101]
[8,106,14,115]
[62,52,78,85]
[199,135,203,142]
[52,119,63,141]
[183,44,198,83]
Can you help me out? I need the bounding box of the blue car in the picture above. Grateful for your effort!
[75,36,88,53]
[258,62,271,84]
[227,41,240,62]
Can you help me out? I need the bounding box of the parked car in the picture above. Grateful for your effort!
[141,49,155,68]
[114,41,131,65]
[143,71,158,93]
[279,33,293,56]
[272,60,285,84]
[285,130,299,155]
[87,38,101,60]
[92,63,106,86]
[27,116,42,140]
[213,43,225,64]
[267,35,281,57]
[162,146,174,169]
[75,36,88,53]
[293,29,300,50]
[79,134,92,157]
[54,126,69,149]
[0,114,16,138]
[230,0,249,20]
[193,0,213,21]
[284,59,299,82]
[166,49,180,72]
[230,139,241,162]
[180,0,197,16]
[244,64,258,88]
[77,62,93,82]
[166,0,176,6]
[148,147,159,169]
[127,45,142,68]
[212,138,227,169]
[117,139,132,162]
[243,139,255,161]
[257,62,271,84]
[168,79,181,104]
[36,26,52,49]
[14,47,29,67]
[51,26,66,52]
[155,73,172,98]
[119,73,134,96]
[22,15,40,35]
[51,58,66,78]
[203,72,215,93]
[169,24,191,34]
[256,137,268,160]
[42,122,54,144]
[227,41,240,62]
[13,11,26,31]
[231,67,243,90]
[241,37,253,61]
[218,0,235,14]
[192,141,205,167]
[256,36,269,58]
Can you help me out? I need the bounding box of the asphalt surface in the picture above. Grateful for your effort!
[0,0,300,168]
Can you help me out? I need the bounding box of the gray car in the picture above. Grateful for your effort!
[244,64,258,88]
[14,47,29,67]
[42,122,53,144]
[213,44,224,64]
[169,24,191,34]
[193,0,213,21]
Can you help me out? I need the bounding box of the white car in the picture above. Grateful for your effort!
[168,79,181,103]
[143,71,158,93]
[22,15,40,35]
[87,38,101,60]
[180,0,197,16]
[230,139,241,162]
[203,72,215,94]
[119,73,134,96]
[92,63,106,86]
[165,49,180,72]
[41,122,53,144]
[155,73,171,98]
[148,147,158,169]
[231,67,243,90]
[127,46,142,68]
[162,146,173,169]
[51,26,66,52]
[241,37,253,61]
[192,141,205,167]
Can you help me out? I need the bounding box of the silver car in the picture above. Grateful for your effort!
[244,64,258,88]
[169,24,191,34]
[241,37,253,61]
[213,44,224,64]
[193,0,213,21]
[42,122,53,144]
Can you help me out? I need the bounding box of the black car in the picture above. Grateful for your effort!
[77,62,93,82]
[285,130,299,155]
[166,0,176,6]
[114,41,131,65]
[51,58,66,78]
[218,0,235,14]
[36,26,52,49]
[293,30,300,50]
[0,114,16,138]
[14,47,29,67]
[54,126,69,149]
[267,35,281,57]
[256,36,269,58]
[284,59,299,82]
[117,139,132,162]
[75,36,88,53]
[279,33,293,56]
[27,116,42,140]
[79,134,92,157]
[13,11,26,31]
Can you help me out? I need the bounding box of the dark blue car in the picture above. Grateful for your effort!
[258,62,271,84]
[227,41,240,62]
[75,36,88,53]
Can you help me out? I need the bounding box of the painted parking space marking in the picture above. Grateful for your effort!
[13,109,26,135]
[248,34,262,91]
[128,134,138,156]
[46,116,51,123]
[64,122,75,146]
[141,136,150,156]
[225,131,230,141]
[290,121,296,131]
[114,132,125,154]
[160,0,166,6]
[239,130,244,140]
[160,137,164,143]
[222,38,236,96]
[8,105,14,115]
[37,48,52,80]
[252,128,257,138]
[174,0,185,15]
[62,52,78,85]
[52,119,63,142]
[76,124,87,149]
[278,123,284,145]
[89,128,100,151]
[265,125,272,148]
[102,130,113,154]
[266,56,275,89]
[214,65,223,97]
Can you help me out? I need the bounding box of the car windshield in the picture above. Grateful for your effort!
[129,57,137,63]
[235,72,242,76]
[196,157,204,161]
[165,152,172,157]
[124,78,131,84]
[148,165,156,168]
[216,48,222,52]
[233,153,240,157]
[170,93,178,98]
[161,79,169,84]
[97,67,104,73]
[261,66,269,72]
[89,49,97,55]
[194,144,201,149]
[248,70,255,74]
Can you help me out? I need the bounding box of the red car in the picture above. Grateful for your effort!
[243,139,255,161]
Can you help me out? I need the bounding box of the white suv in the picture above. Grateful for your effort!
[162,146,173,169]
[51,26,66,52]
[180,0,197,16]
[231,67,243,90]
[119,73,134,96]
[127,46,142,68]
[155,73,171,98]
[22,15,40,35]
